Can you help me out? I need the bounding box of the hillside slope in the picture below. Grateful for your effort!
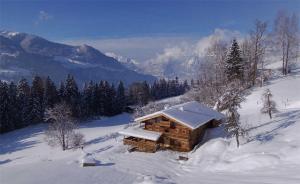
[0,31,156,85]
[1,63,300,184]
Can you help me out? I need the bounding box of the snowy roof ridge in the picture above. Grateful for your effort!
[135,101,225,130]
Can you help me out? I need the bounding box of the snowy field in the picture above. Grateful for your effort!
[1,65,300,184]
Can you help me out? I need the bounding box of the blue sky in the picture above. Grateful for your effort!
[0,0,299,60]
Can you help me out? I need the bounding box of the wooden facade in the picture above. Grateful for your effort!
[123,114,221,152]
[123,137,158,153]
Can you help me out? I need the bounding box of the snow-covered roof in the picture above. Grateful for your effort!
[119,127,162,141]
[135,101,225,130]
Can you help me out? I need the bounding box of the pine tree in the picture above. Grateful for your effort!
[225,39,244,82]
[190,79,195,88]
[183,80,189,92]
[150,81,159,100]
[58,81,66,102]
[7,82,18,130]
[82,81,94,117]
[64,74,81,117]
[102,82,116,116]
[141,81,150,105]
[116,81,126,114]
[30,76,45,123]
[97,81,105,115]
[110,84,117,115]
[17,78,31,127]
[44,76,58,108]
[0,81,10,133]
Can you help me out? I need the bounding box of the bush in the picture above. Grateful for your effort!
[70,132,85,149]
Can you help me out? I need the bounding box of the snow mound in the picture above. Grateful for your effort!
[187,138,229,169]
[134,175,175,184]
[80,153,97,166]
[187,138,282,172]
[215,153,281,172]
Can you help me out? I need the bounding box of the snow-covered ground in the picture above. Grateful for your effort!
[1,64,300,184]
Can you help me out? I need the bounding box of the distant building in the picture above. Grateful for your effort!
[119,101,225,152]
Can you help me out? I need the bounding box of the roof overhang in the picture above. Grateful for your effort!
[119,127,162,141]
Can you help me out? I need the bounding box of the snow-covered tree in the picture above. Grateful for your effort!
[216,83,245,148]
[44,103,81,150]
[225,39,244,82]
[261,89,277,119]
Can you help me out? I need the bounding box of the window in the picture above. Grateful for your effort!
[174,140,181,146]
[170,138,175,145]
[170,122,176,128]
[156,117,162,123]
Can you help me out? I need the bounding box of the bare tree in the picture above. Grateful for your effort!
[206,40,228,87]
[250,20,268,86]
[44,103,84,150]
[191,40,229,107]
[261,89,277,119]
[273,11,299,75]
[69,132,85,149]
[241,37,254,87]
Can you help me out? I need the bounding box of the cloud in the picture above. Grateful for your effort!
[193,28,242,57]
[134,28,244,78]
[63,36,196,61]
[148,29,243,65]
[62,29,243,63]
[62,29,244,78]
[34,10,53,25]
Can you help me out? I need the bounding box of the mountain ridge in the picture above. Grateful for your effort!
[0,30,156,86]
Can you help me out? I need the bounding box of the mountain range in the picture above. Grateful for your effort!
[0,31,156,86]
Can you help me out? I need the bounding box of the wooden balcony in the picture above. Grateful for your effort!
[123,137,158,153]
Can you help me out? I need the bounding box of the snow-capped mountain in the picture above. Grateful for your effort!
[105,52,140,72]
[106,49,202,80]
[0,31,156,85]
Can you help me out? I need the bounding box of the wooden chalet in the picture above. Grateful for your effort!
[119,101,225,152]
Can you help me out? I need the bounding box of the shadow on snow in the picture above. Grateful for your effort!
[79,113,133,129]
[0,124,45,155]
[247,109,300,143]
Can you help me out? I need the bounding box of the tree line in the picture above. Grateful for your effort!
[0,75,189,133]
